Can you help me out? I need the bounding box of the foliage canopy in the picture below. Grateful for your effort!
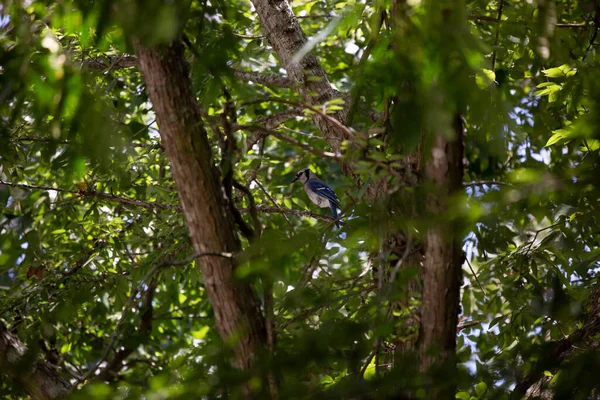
[1,0,600,398]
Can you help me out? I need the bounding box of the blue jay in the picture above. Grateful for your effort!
[292,168,341,228]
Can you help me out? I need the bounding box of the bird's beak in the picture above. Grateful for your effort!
[291,176,299,183]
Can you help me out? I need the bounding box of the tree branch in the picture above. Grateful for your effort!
[0,323,70,399]
[238,124,342,159]
[240,205,341,225]
[245,109,304,149]
[233,69,295,88]
[491,0,505,71]
[468,15,588,28]
[78,251,233,385]
[76,55,138,70]
[0,180,178,211]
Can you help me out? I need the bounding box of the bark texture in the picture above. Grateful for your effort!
[418,115,464,396]
[0,323,70,399]
[134,40,267,375]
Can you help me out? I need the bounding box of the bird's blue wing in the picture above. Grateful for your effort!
[306,180,340,209]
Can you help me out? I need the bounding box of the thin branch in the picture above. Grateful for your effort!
[233,33,265,39]
[76,55,138,71]
[252,180,294,230]
[523,222,562,256]
[582,8,599,61]
[242,97,355,139]
[233,180,262,238]
[258,109,304,130]
[76,251,232,385]
[468,15,588,28]
[279,284,377,330]
[264,281,279,399]
[240,204,344,225]
[238,124,342,159]
[464,180,516,189]
[465,257,486,296]
[457,320,482,332]
[245,109,304,149]
[233,69,295,88]
[491,0,505,71]
[388,238,414,286]
[0,180,178,211]
[360,343,378,377]
[64,219,139,277]
[12,136,70,144]
[296,14,334,19]
[346,10,385,126]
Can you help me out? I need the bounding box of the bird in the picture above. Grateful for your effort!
[291,168,341,228]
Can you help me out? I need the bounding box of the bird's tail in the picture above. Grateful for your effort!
[330,204,341,228]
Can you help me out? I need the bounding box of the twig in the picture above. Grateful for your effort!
[346,10,385,126]
[468,15,587,28]
[264,280,279,399]
[465,257,486,296]
[463,180,516,189]
[233,33,265,40]
[523,222,561,255]
[279,284,377,330]
[252,179,295,230]
[359,344,378,377]
[388,238,414,286]
[75,55,138,71]
[457,320,482,332]
[238,125,342,159]
[242,97,354,139]
[76,251,232,385]
[582,9,599,61]
[233,180,262,238]
[239,205,339,224]
[491,0,505,71]
[0,180,178,211]
[245,109,304,149]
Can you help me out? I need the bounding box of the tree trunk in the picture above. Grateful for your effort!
[134,40,267,381]
[0,323,70,400]
[418,115,464,397]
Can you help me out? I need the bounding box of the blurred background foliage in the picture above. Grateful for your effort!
[1,0,600,398]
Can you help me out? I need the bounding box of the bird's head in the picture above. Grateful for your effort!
[291,168,312,184]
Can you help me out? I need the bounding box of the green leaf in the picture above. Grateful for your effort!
[545,129,569,147]
[476,69,496,88]
[542,64,576,78]
[475,382,487,396]
[456,392,470,400]
[191,326,209,340]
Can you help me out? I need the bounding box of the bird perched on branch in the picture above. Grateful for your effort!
[292,168,341,228]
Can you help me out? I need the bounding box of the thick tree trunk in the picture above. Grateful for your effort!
[418,115,464,396]
[134,40,267,378]
[0,323,70,399]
